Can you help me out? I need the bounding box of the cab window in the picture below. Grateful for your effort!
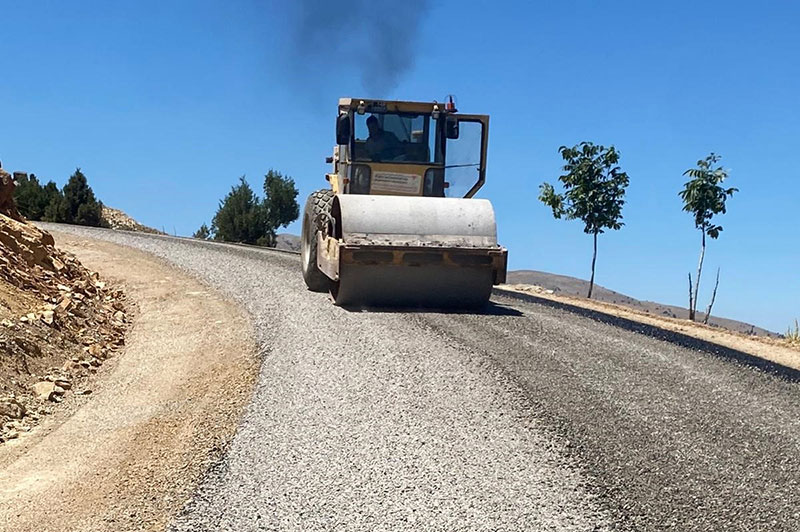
[353,112,441,164]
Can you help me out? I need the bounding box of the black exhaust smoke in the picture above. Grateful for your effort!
[292,0,429,96]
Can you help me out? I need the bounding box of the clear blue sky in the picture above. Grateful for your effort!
[1,1,798,333]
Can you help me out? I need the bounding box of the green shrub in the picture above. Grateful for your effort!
[193,223,211,240]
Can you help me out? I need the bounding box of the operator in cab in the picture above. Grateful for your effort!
[365,115,401,161]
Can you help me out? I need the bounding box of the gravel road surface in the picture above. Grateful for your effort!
[42,225,800,531]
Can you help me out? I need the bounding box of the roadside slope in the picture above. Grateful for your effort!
[499,284,800,372]
[507,269,775,336]
[0,213,128,443]
[0,232,259,532]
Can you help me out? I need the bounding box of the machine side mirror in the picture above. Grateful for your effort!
[336,115,351,145]
[445,115,459,139]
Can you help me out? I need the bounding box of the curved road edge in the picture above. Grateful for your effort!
[0,229,261,531]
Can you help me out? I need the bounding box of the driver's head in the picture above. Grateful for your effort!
[366,115,380,136]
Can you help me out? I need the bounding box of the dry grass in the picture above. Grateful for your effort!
[786,319,800,345]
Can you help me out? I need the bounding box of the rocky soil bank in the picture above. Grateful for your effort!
[102,205,165,234]
[0,198,126,443]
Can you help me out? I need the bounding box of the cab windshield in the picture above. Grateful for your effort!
[353,112,443,164]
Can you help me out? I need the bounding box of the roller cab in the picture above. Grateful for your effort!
[301,97,508,308]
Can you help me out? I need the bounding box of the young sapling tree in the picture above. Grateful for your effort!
[679,153,737,321]
[539,142,630,298]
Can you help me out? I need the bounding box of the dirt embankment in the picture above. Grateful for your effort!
[0,231,259,531]
[0,212,127,443]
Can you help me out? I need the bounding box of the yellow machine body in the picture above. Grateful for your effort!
[301,97,507,308]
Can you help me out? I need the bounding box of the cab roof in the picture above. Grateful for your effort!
[338,98,441,114]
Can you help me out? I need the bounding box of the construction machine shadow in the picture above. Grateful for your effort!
[336,300,523,317]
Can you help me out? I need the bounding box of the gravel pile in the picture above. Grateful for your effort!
[101,206,165,234]
[41,224,800,531]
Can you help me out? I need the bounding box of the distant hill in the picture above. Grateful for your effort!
[275,233,300,252]
[506,270,776,337]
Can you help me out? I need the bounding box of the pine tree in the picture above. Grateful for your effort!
[41,181,66,222]
[208,173,300,247]
[211,176,268,244]
[13,174,45,220]
[41,181,62,215]
[262,169,300,247]
[62,168,103,226]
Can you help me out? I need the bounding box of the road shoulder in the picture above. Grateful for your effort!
[0,231,259,531]
[499,284,800,375]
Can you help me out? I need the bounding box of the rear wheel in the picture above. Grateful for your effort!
[301,189,334,292]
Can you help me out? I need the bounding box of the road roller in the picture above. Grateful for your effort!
[301,97,507,308]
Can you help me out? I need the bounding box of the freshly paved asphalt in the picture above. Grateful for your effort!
[45,225,800,531]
